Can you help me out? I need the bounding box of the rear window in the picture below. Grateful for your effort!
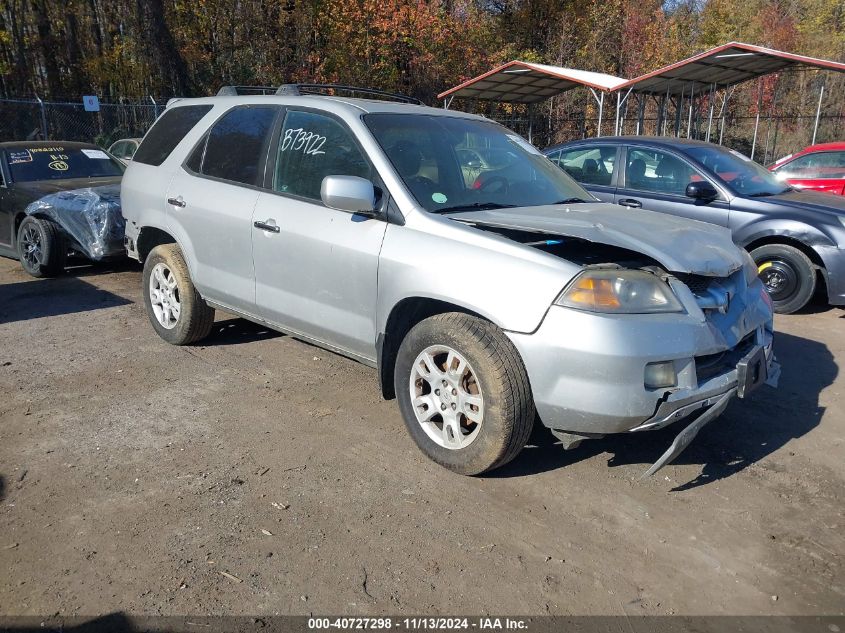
[192,105,279,186]
[133,105,213,166]
[6,146,124,182]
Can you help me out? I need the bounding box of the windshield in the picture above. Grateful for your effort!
[5,145,124,183]
[682,145,788,196]
[364,114,593,212]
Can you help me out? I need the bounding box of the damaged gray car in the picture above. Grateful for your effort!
[121,87,779,476]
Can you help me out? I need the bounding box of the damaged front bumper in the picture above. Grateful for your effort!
[638,343,779,478]
[505,274,778,475]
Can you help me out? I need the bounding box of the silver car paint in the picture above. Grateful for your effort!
[507,271,773,433]
[448,203,745,278]
[250,190,387,360]
[122,96,775,436]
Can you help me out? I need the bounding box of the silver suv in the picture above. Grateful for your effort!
[122,85,778,476]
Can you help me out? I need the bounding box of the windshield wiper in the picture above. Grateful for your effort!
[432,202,517,214]
[553,197,592,204]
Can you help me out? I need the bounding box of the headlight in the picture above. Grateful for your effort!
[555,269,684,314]
[740,249,759,286]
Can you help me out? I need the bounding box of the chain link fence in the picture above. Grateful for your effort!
[2,96,843,164]
[493,109,845,166]
[0,98,166,147]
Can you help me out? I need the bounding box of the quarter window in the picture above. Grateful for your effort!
[625,148,700,196]
[198,105,278,186]
[775,151,845,180]
[556,146,617,186]
[133,105,213,166]
[272,110,370,201]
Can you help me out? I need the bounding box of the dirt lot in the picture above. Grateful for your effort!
[0,256,843,618]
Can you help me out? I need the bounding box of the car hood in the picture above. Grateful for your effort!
[12,176,122,200]
[450,203,744,277]
[754,188,845,216]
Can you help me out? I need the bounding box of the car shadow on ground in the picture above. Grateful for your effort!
[63,257,141,278]
[202,317,283,346]
[491,331,835,490]
[0,613,135,633]
[0,474,5,501]
[0,277,132,325]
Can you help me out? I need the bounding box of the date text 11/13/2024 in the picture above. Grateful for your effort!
[307,617,528,630]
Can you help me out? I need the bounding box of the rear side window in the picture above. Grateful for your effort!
[133,105,213,166]
[556,146,618,186]
[198,105,279,186]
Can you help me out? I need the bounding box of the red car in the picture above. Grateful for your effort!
[769,142,845,195]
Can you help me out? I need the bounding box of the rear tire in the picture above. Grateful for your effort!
[394,312,535,475]
[142,244,214,345]
[750,244,816,314]
[16,216,66,278]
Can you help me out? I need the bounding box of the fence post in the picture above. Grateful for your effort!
[35,95,48,140]
[150,94,158,118]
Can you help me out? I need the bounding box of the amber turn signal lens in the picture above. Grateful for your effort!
[567,277,621,310]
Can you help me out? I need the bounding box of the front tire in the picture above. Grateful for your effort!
[16,216,66,278]
[142,244,214,345]
[750,244,816,314]
[394,313,535,475]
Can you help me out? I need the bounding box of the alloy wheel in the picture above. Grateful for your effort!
[20,225,43,269]
[409,345,484,450]
[149,262,181,329]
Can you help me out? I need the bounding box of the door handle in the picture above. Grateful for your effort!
[253,219,280,233]
[167,196,186,208]
[618,198,642,208]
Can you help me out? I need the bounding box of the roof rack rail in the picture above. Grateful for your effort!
[275,83,423,105]
[216,86,277,96]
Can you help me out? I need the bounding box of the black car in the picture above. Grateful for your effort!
[0,141,124,277]
[544,136,845,313]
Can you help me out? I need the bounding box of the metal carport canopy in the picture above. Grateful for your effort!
[620,41,845,95]
[437,60,628,103]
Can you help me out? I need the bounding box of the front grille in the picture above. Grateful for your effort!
[675,273,715,297]
[695,332,757,383]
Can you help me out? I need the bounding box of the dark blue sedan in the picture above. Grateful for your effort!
[544,137,845,313]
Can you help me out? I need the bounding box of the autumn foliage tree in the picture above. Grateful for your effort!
[0,0,843,152]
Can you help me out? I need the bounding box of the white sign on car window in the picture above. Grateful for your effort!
[82,149,110,160]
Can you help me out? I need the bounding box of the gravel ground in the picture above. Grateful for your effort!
[0,256,842,617]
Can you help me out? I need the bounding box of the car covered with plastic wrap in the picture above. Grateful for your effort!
[0,141,124,277]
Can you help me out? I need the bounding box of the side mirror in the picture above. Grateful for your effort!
[320,175,377,215]
[685,181,718,201]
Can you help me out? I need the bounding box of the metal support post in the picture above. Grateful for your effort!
[751,79,762,160]
[706,83,715,142]
[812,82,825,145]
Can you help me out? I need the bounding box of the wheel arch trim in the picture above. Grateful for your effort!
[376,296,491,400]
